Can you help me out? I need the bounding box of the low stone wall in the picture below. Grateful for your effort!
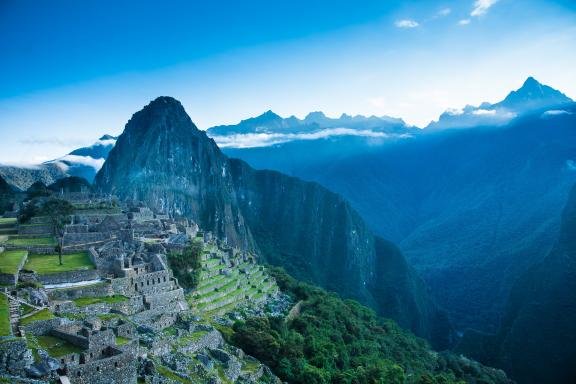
[3,244,56,254]
[64,232,112,246]
[48,282,113,301]
[22,317,65,336]
[18,225,52,236]
[0,272,17,285]
[0,250,28,285]
[37,269,100,285]
[30,217,51,225]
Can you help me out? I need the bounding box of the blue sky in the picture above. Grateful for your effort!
[1,0,575,164]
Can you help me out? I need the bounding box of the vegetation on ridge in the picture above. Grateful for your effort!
[227,268,510,384]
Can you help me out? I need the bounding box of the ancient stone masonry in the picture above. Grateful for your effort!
[0,195,284,384]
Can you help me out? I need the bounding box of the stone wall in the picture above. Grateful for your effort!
[144,289,185,310]
[48,282,113,301]
[0,252,27,285]
[64,232,118,247]
[3,245,56,254]
[66,350,137,384]
[18,225,53,236]
[37,269,99,285]
[22,318,66,336]
[51,329,89,349]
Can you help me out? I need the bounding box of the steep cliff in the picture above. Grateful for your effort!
[95,97,452,347]
[458,184,576,383]
[0,174,16,214]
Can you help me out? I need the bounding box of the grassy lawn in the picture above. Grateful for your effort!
[73,295,128,307]
[37,335,83,357]
[116,336,131,346]
[0,250,28,274]
[0,218,16,225]
[25,252,95,274]
[0,294,11,336]
[20,308,55,326]
[6,237,57,247]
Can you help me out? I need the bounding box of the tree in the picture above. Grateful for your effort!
[41,198,75,265]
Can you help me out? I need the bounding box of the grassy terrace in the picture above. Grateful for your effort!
[5,236,57,247]
[156,365,194,384]
[0,218,16,225]
[37,335,83,357]
[73,295,128,307]
[0,249,28,274]
[20,308,55,326]
[25,252,95,274]
[0,294,10,336]
[116,336,131,346]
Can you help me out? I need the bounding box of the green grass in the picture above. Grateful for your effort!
[0,294,11,336]
[0,218,16,225]
[0,249,28,274]
[6,237,56,246]
[37,335,83,357]
[156,365,194,384]
[116,336,131,346]
[20,308,55,326]
[72,295,128,307]
[25,252,95,274]
[20,303,35,316]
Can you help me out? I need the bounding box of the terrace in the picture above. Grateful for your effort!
[25,252,95,274]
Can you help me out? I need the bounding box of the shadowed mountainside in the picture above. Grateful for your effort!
[458,183,576,384]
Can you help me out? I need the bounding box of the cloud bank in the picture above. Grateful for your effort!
[212,128,411,148]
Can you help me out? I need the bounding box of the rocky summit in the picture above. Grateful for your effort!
[95,97,452,348]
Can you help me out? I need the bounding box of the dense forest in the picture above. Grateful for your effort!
[225,268,510,384]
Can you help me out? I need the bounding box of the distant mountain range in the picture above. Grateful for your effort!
[213,77,576,335]
[208,110,415,148]
[0,135,116,190]
[426,76,573,130]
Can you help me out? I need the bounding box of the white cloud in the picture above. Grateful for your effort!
[458,19,471,25]
[211,128,411,148]
[50,154,106,170]
[567,160,576,171]
[395,19,419,28]
[472,109,497,115]
[471,0,499,17]
[438,8,452,17]
[541,109,573,118]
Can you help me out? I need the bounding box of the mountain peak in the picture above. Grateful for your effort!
[98,134,117,141]
[497,77,573,110]
[304,111,327,120]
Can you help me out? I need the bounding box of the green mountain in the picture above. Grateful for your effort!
[95,96,452,348]
[227,268,511,384]
[458,183,576,384]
